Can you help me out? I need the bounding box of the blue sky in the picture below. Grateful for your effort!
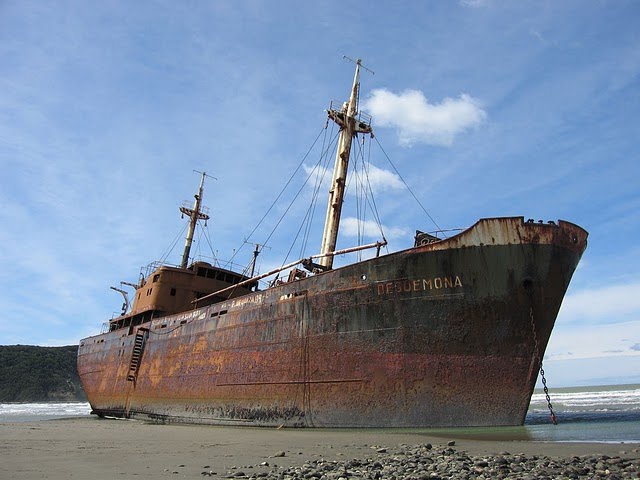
[1,1,638,387]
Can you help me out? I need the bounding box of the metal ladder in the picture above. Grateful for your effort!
[127,328,148,382]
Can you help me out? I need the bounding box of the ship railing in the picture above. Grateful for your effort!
[415,228,466,246]
[357,110,372,127]
[141,261,167,280]
[328,99,343,113]
[328,100,372,127]
[140,257,250,280]
[193,240,387,306]
[103,311,125,333]
[180,200,210,217]
[428,227,466,239]
[190,255,250,275]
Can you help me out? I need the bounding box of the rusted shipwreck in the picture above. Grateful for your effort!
[78,60,587,427]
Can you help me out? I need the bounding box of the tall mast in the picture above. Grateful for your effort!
[318,58,373,270]
[179,171,212,269]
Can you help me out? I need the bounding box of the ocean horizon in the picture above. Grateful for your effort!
[2,383,639,443]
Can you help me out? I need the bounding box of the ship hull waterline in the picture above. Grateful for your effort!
[78,217,587,428]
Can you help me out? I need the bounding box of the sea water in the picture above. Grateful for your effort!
[525,383,640,443]
[1,384,639,443]
[0,401,91,422]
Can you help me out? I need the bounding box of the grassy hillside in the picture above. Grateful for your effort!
[0,345,86,402]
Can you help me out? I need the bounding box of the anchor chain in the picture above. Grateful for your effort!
[529,307,558,425]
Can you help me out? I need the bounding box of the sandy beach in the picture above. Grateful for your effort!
[1,417,638,479]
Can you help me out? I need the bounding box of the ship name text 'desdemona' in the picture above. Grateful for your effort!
[375,276,463,296]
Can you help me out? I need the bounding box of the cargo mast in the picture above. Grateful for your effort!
[179,171,211,269]
[318,58,373,270]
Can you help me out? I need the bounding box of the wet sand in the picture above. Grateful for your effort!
[1,417,638,479]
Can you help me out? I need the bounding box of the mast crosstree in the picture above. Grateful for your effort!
[179,171,214,269]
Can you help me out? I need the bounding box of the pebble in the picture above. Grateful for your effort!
[226,443,640,480]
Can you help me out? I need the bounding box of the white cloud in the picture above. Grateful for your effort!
[340,217,408,240]
[558,281,640,324]
[546,319,640,361]
[537,355,640,387]
[545,282,640,360]
[351,163,404,192]
[460,0,490,7]
[545,282,640,363]
[303,163,403,194]
[364,89,487,146]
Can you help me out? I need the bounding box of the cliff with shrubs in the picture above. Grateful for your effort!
[0,345,86,402]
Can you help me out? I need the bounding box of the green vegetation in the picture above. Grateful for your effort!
[0,345,86,402]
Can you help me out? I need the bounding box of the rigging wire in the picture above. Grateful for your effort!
[355,142,368,252]
[345,134,388,257]
[194,225,218,266]
[272,131,340,268]
[374,136,445,236]
[159,222,189,265]
[200,225,220,267]
[226,126,328,268]
[195,116,442,284]
[350,139,367,257]
[361,136,387,253]
[198,219,252,276]
[157,126,433,282]
[362,135,387,245]
[298,123,338,258]
[218,124,341,285]
[194,225,204,260]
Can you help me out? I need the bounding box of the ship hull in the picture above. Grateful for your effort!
[78,217,587,427]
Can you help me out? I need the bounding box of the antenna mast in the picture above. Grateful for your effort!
[318,57,373,270]
[179,171,215,269]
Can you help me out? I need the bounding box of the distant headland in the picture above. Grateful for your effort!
[0,345,86,402]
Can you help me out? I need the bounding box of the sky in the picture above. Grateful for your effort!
[1,0,639,387]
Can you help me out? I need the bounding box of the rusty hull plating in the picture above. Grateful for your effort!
[78,217,587,427]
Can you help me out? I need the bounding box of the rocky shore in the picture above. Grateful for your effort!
[214,442,640,479]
